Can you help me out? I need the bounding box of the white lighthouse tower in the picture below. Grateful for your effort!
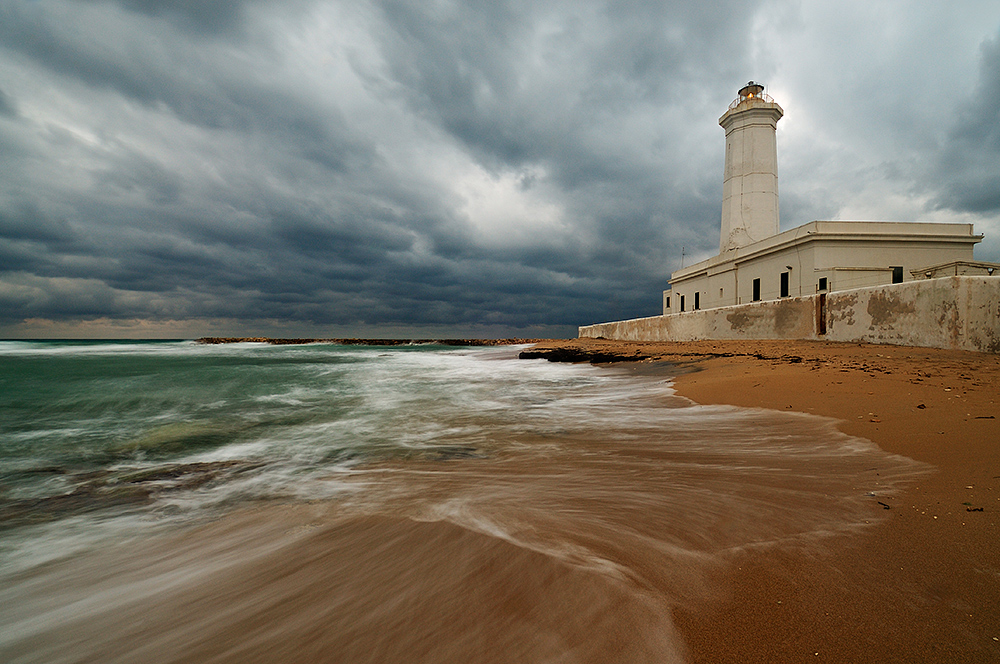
[718,81,783,253]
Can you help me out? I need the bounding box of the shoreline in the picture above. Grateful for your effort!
[525,338,1000,662]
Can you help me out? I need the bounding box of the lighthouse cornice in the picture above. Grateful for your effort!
[719,103,784,131]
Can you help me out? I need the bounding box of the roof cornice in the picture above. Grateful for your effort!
[670,221,982,283]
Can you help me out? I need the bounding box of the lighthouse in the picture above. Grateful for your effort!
[581,80,996,349]
[718,81,783,253]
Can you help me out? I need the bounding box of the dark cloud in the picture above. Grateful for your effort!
[84,0,260,34]
[932,29,1000,213]
[0,3,167,105]
[372,0,752,187]
[95,152,184,205]
[0,0,365,162]
[0,87,17,118]
[0,202,74,244]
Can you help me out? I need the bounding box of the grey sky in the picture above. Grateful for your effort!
[1,0,998,338]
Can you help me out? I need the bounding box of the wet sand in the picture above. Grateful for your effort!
[529,338,1000,662]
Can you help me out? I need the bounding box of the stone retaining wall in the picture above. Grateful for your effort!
[579,276,1000,353]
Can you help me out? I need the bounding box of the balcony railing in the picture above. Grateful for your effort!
[728,90,776,110]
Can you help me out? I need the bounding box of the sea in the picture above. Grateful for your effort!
[0,340,928,663]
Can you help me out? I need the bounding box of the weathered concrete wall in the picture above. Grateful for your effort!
[824,276,1000,353]
[579,296,817,342]
[580,276,1000,353]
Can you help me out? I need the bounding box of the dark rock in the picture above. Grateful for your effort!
[518,347,650,364]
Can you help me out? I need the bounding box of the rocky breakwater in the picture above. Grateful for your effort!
[516,339,802,367]
[517,346,654,363]
[196,338,544,346]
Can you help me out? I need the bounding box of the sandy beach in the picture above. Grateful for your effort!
[527,338,1000,662]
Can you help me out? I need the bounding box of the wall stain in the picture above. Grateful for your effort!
[827,292,857,328]
[726,311,754,330]
[866,291,915,328]
[775,299,807,334]
[982,328,1000,354]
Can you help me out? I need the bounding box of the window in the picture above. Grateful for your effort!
[680,295,685,312]
[891,266,903,284]
[694,292,700,310]
[780,271,789,298]
[752,278,761,302]
[818,277,828,292]
[665,296,670,309]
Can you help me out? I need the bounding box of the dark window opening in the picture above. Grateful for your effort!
[818,277,828,292]
[680,295,685,312]
[780,272,789,298]
[752,278,761,302]
[817,293,827,335]
[694,292,700,310]
[665,296,670,309]
[891,266,903,284]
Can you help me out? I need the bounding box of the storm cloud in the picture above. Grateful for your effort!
[1,0,998,337]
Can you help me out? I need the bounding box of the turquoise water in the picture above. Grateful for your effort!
[1,341,588,521]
